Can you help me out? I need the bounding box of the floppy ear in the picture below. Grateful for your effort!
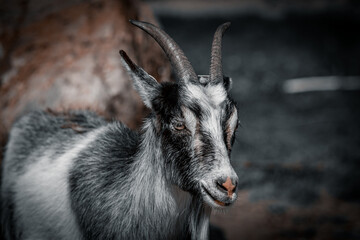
[119,50,160,109]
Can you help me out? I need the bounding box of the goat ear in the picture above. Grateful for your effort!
[223,76,232,92]
[119,50,160,109]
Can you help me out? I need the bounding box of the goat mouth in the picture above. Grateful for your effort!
[201,185,230,207]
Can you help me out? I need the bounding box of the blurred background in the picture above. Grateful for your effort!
[1,0,360,239]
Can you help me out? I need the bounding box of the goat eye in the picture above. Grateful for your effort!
[174,122,185,131]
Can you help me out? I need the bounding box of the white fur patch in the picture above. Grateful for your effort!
[185,84,208,103]
[226,106,238,148]
[181,106,197,136]
[184,83,227,108]
[204,108,228,158]
[13,127,106,239]
[205,84,227,106]
[228,107,238,133]
[197,213,210,240]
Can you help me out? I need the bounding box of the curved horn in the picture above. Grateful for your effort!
[209,22,231,84]
[130,20,198,84]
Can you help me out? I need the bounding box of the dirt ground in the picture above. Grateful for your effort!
[158,9,360,240]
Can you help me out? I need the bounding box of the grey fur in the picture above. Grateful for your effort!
[1,22,239,240]
[1,111,209,239]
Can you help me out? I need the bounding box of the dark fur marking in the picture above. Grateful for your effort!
[221,98,238,153]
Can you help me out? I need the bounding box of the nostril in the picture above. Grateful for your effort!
[234,181,238,190]
[216,181,228,192]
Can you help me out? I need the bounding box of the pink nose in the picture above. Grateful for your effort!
[222,177,236,197]
[217,176,237,197]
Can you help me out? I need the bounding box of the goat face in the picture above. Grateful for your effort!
[159,79,239,208]
[120,21,239,208]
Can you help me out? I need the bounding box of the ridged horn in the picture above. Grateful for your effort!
[130,20,198,84]
[209,22,231,84]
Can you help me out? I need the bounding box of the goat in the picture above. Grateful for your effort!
[1,20,239,240]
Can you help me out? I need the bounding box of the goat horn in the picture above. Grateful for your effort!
[209,22,231,84]
[129,20,198,84]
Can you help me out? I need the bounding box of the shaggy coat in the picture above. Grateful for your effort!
[1,20,239,240]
